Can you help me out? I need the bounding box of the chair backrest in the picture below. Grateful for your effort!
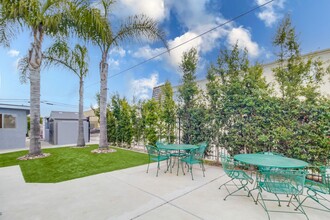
[155,141,166,147]
[186,145,207,162]
[320,166,330,193]
[260,169,306,195]
[195,144,207,160]
[146,145,159,157]
[220,154,237,176]
[198,142,208,148]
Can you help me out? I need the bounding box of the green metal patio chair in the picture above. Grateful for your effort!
[219,154,253,200]
[295,166,330,212]
[180,144,207,180]
[255,169,308,220]
[146,145,170,177]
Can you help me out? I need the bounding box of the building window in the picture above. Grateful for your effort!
[0,113,2,128]
[3,114,16,128]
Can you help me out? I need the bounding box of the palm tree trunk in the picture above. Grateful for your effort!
[77,76,85,147]
[28,31,42,156]
[99,52,108,149]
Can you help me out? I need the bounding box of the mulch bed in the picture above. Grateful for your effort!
[17,153,51,161]
[91,148,117,154]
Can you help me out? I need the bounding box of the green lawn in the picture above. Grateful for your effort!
[0,145,148,183]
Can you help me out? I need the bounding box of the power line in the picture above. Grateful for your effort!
[85,0,275,88]
[0,99,90,109]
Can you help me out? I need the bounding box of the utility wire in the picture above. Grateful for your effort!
[85,0,275,88]
[1,0,275,107]
[0,98,90,109]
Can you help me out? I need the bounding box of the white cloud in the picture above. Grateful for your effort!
[166,32,203,69]
[132,21,229,72]
[108,58,120,69]
[109,47,126,57]
[130,73,158,100]
[255,0,285,27]
[166,0,219,29]
[8,49,20,57]
[113,0,262,74]
[112,0,166,21]
[132,46,164,61]
[227,26,260,57]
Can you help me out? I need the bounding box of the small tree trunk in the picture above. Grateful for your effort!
[99,52,108,149]
[77,76,85,147]
[28,31,42,156]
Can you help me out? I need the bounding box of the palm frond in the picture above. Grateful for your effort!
[43,40,89,78]
[18,55,30,84]
[73,3,113,47]
[113,14,168,50]
[0,4,18,47]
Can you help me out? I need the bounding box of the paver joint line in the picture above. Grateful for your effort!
[121,170,226,220]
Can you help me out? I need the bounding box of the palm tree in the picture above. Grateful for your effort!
[0,8,13,48]
[43,41,89,147]
[0,0,76,156]
[76,0,168,150]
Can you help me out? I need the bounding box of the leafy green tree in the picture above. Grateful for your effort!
[207,44,271,155]
[273,15,327,101]
[0,0,76,156]
[118,98,133,147]
[206,64,222,163]
[160,81,176,143]
[142,99,159,145]
[107,110,117,144]
[75,0,168,150]
[110,94,121,145]
[178,48,208,144]
[131,100,144,144]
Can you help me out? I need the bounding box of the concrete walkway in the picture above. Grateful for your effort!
[0,163,329,220]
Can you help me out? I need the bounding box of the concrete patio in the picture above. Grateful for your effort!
[0,162,329,220]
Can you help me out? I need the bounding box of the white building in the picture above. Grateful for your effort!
[154,48,330,101]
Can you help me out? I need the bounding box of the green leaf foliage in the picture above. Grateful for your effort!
[159,81,176,143]
[204,16,330,164]
[142,99,159,145]
[178,48,208,144]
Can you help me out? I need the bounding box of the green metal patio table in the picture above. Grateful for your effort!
[157,144,199,175]
[234,153,309,219]
[233,153,309,169]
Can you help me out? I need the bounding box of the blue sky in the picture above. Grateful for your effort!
[1,0,330,116]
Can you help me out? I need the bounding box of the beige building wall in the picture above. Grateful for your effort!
[170,48,330,100]
[262,48,330,99]
[84,109,99,129]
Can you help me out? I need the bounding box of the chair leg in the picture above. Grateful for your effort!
[257,190,271,220]
[201,162,205,177]
[219,178,234,189]
[287,194,294,207]
[274,193,281,207]
[146,158,150,173]
[181,160,185,175]
[177,156,180,176]
[156,161,160,177]
[223,179,249,201]
[296,190,330,212]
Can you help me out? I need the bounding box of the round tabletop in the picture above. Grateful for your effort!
[157,144,199,151]
[234,153,308,168]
